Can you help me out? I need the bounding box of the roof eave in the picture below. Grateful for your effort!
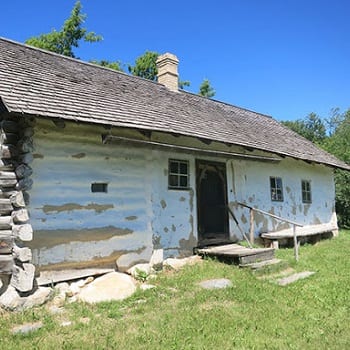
[9,112,349,172]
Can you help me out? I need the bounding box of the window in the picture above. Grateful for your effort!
[301,180,312,203]
[168,159,189,190]
[270,176,283,201]
[91,183,108,193]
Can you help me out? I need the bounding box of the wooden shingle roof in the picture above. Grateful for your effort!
[0,37,348,170]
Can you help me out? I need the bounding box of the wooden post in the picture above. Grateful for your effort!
[249,209,254,245]
[293,224,299,261]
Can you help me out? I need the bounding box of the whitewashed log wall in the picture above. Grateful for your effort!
[226,158,337,236]
[0,115,35,293]
[1,116,338,281]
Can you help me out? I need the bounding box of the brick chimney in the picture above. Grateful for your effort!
[156,53,179,92]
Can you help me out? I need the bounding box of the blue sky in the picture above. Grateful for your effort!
[1,0,349,121]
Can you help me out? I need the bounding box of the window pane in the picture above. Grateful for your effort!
[302,180,312,203]
[169,161,178,174]
[180,175,188,187]
[276,189,283,200]
[168,159,189,190]
[91,183,108,193]
[270,176,283,201]
[179,162,188,174]
[270,177,276,188]
[276,178,282,189]
[169,175,178,187]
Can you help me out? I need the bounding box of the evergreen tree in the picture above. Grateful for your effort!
[199,79,215,98]
[26,1,102,58]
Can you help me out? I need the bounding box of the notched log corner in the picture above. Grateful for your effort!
[10,263,35,293]
[13,244,32,262]
[12,224,33,241]
[10,191,26,208]
[11,209,30,224]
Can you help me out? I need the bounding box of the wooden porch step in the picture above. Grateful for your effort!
[240,258,282,269]
[195,244,275,266]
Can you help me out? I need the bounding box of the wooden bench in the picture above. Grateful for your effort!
[261,223,338,249]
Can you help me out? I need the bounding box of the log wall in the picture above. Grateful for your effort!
[0,114,35,293]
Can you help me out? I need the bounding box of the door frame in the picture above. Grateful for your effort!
[196,159,229,244]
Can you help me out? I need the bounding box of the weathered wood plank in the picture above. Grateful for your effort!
[0,235,13,254]
[0,198,13,214]
[0,216,13,229]
[0,178,18,187]
[261,223,338,239]
[0,255,14,274]
[196,244,275,266]
[0,190,16,199]
[0,159,15,171]
[0,145,18,159]
[37,268,114,286]
[249,209,254,244]
[0,171,17,180]
[0,230,13,237]
[10,263,35,292]
[239,250,275,265]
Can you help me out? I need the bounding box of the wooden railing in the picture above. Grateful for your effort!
[235,202,303,261]
[226,206,253,249]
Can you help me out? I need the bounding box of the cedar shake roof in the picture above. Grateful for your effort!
[0,37,349,170]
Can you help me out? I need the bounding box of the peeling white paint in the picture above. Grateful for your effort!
[27,119,338,269]
[226,158,337,238]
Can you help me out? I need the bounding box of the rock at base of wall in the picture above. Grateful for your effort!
[150,249,164,270]
[127,263,152,279]
[163,255,202,270]
[116,246,153,272]
[0,285,52,311]
[78,272,136,303]
[22,287,53,309]
[0,286,24,311]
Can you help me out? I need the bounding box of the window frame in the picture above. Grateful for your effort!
[301,179,312,204]
[91,182,108,193]
[270,176,284,202]
[168,159,190,190]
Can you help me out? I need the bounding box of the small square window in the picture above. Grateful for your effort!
[91,183,108,193]
[168,159,189,190]
[301,180,312,203]
[270,176,283,201]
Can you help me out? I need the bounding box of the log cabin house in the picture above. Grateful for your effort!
[0,37,349,293]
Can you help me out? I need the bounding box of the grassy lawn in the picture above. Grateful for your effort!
[1,231,349,349]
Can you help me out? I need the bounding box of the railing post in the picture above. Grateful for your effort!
[249,209,254,245]
[293,224,299,261]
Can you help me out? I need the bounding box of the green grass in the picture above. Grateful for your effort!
[1,231,350,349]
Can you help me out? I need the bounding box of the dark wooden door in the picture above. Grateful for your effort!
[196,160,229,244]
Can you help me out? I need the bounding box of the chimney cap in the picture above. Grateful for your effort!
[156,52,179,64]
